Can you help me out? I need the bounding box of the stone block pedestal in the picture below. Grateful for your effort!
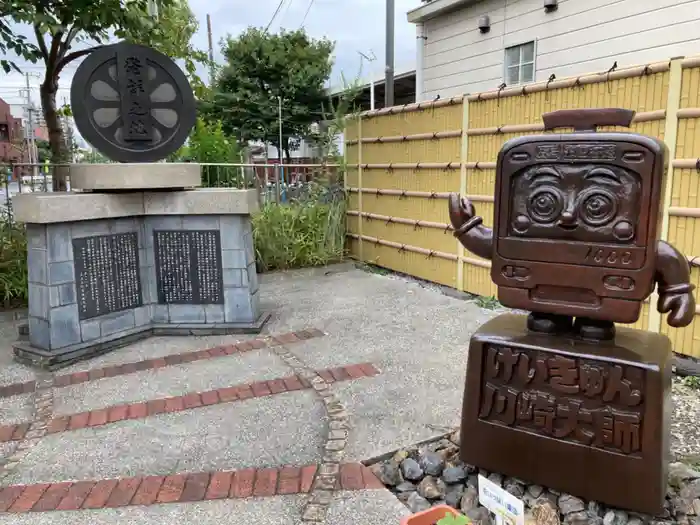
[459,313,671,515]
[12,185,268,369]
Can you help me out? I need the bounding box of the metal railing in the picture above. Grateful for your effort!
[1,161,344,223]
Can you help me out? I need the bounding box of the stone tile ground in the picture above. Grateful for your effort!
[0,263,697,524]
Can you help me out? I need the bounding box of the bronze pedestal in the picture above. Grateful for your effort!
[460,313,672,516]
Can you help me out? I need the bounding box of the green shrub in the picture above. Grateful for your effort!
[253,187,346,272]
[0,213,28,308]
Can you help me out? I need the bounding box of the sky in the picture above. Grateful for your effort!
[0,0,420,120]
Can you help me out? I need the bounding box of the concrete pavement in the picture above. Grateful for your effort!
[0,263,498,523]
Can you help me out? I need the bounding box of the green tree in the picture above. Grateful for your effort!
[203,27,334,161]
[186,118,245,188]
[1,0,206,189]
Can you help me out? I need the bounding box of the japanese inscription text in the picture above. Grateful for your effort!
[117,50,153,142]
[535,143,617,161]
[154,230,224,305]
[73,233,142,320]
[478,344,644,456]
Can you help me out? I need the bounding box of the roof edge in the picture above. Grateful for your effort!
[407,0,481,23]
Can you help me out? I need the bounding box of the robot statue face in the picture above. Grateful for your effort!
[509,164,642,244]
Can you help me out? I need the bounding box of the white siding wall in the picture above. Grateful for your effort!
[421,0,700,99]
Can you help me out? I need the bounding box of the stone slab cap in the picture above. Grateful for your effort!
[11,189,259,224]
[144,188,260,216]
[68,162,202,190]
[12,192,145,224]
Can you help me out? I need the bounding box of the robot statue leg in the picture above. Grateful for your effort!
[526,312,573,334]
[573,317,616,341]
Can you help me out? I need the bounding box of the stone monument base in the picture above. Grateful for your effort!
[13,316,270,370]
[68,162,201,191]
[459,313,671,516]
[12,188,268,370]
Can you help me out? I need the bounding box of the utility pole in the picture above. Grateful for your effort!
[63,97,75,164]
[206,14,215,86]
[278,95,284,201]
[384,0,395,107]
[24,73,38,179]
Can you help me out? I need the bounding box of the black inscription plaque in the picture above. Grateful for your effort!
[154,230,224,305]
[73,232,143,320]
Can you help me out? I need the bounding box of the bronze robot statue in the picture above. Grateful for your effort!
[449,108,695,340]
[451,108,696,515]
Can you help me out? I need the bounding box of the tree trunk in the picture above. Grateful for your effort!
[40,80,69,191]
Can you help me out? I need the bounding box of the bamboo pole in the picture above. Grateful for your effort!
[668,207,700,218]
[467,60,671,102]
[649,58,684,333]
[465,110,665,136]
[457,95,470,292]
[672,159,700,169]
[677,108,700,119]
[345,162,497,170]
[681,56,700,69]
[347,211,452,231]
[346,234,458,261]
[345,130,462,146]
[347,109,668,144]
[360,96,463,118]
[347,187,494,202]
[358,115,364,262]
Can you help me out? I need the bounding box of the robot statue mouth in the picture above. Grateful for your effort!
[558,223,578,231]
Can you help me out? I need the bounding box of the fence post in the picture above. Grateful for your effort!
[357,113,364,262]
[648,57,684,334]
[456,95,470,292]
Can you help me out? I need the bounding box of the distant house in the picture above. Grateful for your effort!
[407,0,700,100]
[0,97,28,166]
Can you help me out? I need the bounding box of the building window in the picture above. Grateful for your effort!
[0,124,8,142]
[505,41,535,85]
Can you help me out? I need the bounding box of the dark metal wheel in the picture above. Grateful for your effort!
[70,42,196,163]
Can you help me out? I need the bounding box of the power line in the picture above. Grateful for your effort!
[300,0,314,27]
[265,0,288,32]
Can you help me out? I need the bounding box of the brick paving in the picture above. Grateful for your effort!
[0,463,381,513]
[0,362,379,443]
[0,328,325,399]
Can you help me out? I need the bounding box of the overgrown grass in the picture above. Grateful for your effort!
[253,185,346,272]
[0,211,28,309]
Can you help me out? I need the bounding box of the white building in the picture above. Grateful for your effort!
[408,0,700,100]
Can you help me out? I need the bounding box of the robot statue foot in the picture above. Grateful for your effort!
[526,312,573,334]
[573,317,616,341]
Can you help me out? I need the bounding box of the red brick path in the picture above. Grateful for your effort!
[0,463,383,513]
[0,363,380,443]
[0,328,325,400]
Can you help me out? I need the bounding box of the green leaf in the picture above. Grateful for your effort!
[436,512,472,525]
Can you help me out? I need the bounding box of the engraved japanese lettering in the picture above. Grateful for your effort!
[479,344,644,455]
[73,232,142,320]
[535,144,560,160]
[154,230,225,305]
[562,144,617,161]
[118,51,153,142]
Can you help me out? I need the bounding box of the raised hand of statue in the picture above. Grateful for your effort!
[448,194,479,236]
[448,193,493,260]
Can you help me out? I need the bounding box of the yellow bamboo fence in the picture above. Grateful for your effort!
[345,55,700,359]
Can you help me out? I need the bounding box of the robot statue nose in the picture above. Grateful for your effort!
[558,211,578,229]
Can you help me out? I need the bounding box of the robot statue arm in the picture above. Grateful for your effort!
[655,240,696,328]
[448,194,494,260]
